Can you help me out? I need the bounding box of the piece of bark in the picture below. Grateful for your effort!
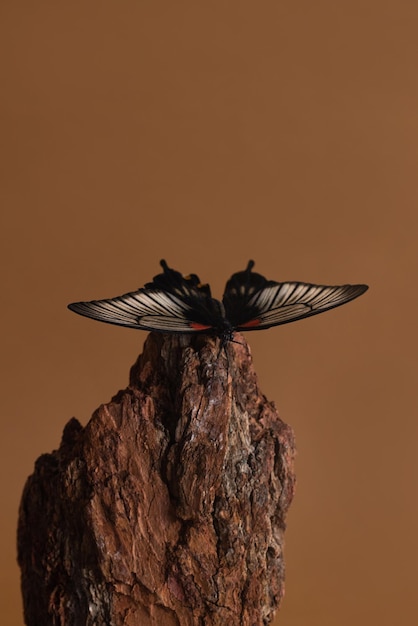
[18,332,296,626]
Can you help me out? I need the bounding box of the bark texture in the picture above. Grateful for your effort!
[18,332,296,626]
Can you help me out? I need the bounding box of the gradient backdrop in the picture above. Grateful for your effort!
[1,2,417,625]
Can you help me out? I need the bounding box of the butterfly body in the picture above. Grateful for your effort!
[68,260,368,340]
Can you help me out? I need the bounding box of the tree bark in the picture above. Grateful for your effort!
[18,332,296,626]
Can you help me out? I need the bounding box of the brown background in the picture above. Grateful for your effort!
[1,2,417,625]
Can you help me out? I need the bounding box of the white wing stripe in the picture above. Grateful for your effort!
[249,284,360,310]
[239,283,366,329]
[68,289,197,330]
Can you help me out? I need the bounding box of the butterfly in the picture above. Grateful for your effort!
[68,260,368,343]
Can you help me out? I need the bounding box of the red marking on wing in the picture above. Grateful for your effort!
[189,322,213,330]
[239,318,261,328]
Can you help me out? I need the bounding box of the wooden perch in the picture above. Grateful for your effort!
[18,332,296,626]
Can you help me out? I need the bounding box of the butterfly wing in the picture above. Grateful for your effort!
[223,261,368,330]
[68,260,224,333]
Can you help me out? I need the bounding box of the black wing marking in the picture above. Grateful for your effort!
[68,260,225,333]
[223,261,368,330]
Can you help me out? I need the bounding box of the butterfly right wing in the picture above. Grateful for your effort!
[223,261,368,330]
[68,260,224,333]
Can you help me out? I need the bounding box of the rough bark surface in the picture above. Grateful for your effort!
[18,332,296,626]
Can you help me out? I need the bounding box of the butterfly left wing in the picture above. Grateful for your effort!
[223,261,368,330]
[68,260,225,333]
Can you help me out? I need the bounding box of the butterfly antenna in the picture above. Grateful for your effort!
[229,337,245,347]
